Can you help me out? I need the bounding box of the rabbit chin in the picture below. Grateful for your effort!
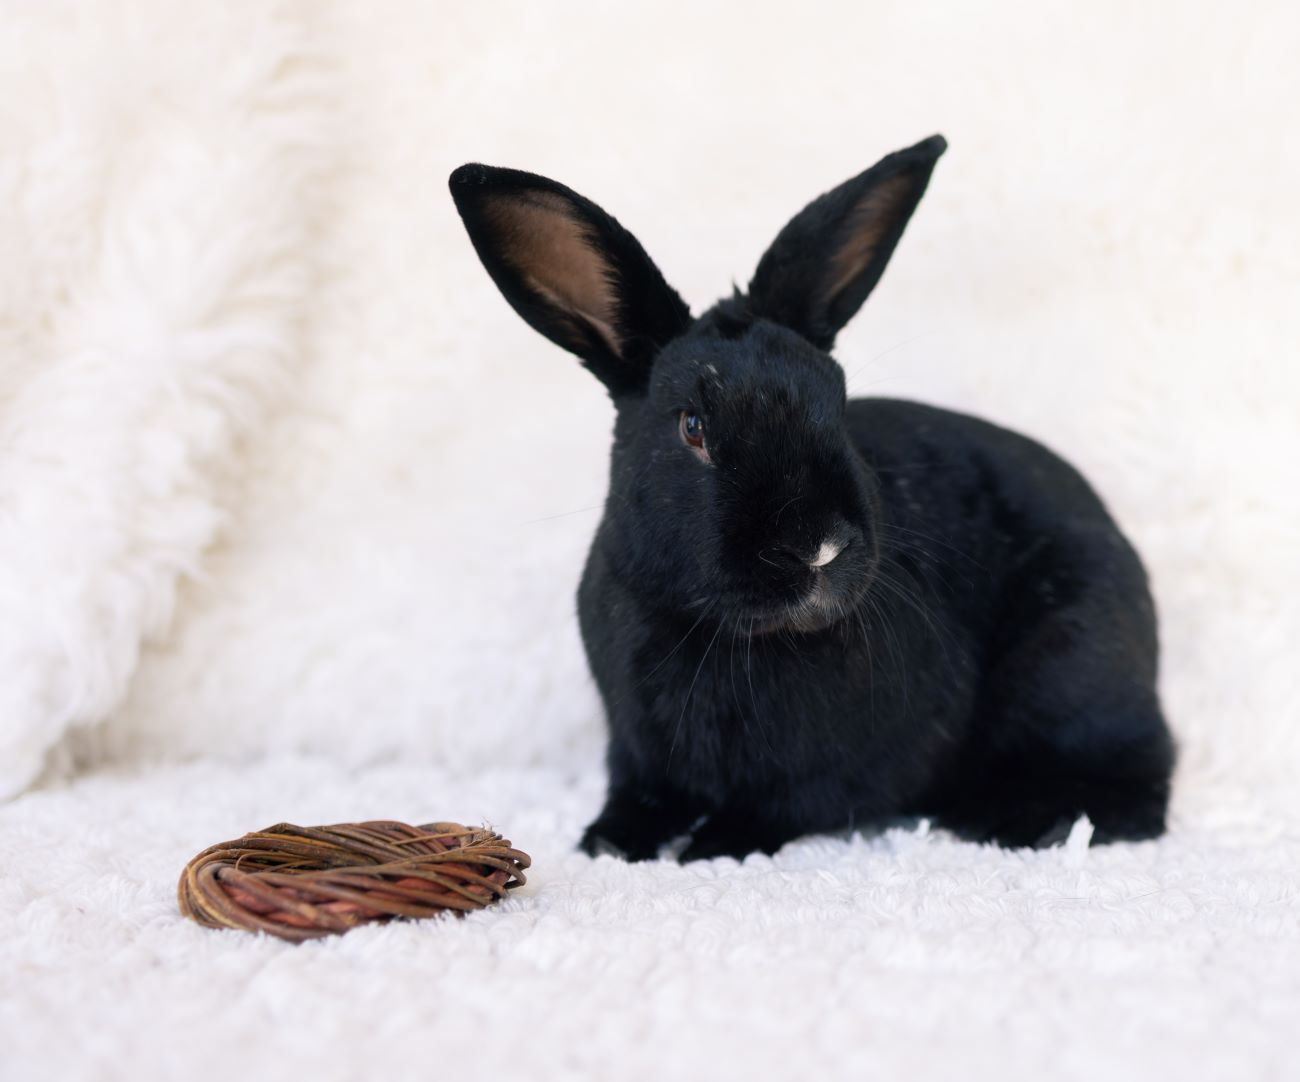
[748,573,865,636]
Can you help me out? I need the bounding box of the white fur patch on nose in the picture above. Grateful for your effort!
[809,540,844,568]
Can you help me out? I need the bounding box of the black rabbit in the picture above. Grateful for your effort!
[449,135,1174,860]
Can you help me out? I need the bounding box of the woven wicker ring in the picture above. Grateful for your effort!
[178,820,531,942]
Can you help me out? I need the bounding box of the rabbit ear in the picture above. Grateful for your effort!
[746,135,947,351]
[450,164,691,396]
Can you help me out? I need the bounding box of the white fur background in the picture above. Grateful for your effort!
[2,3,1297,1079]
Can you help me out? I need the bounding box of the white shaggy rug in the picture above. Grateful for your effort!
[2,3,1298,1080]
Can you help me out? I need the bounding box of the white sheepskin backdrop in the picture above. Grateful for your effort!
[2,3,1297,1080]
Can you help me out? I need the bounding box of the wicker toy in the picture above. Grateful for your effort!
[178,820,530,942]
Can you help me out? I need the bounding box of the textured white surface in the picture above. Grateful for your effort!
[0,3,330,795]
[3,758,1299,1082]
[1,2,1298,1079]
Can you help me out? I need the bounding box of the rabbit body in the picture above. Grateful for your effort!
[579,392,1171,859]
[450,135,1174,859]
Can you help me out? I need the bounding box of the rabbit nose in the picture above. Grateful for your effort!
[768,524,860,571]
[767,544,808,570]
[807,522,861,569]
[809,540,844,568]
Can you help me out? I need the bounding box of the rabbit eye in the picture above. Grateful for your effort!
[680,411,706,448]
[679,411,711,463]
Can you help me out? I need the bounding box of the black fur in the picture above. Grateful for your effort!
[449,136,1175,859]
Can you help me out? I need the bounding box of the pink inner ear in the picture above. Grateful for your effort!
[825,173,914,303]
[485,191,623,358]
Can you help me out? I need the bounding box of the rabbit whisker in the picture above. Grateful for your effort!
[668,618,726,767]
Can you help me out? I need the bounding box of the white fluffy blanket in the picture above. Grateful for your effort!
[2,4,1297,1079]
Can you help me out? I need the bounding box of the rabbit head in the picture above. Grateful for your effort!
[450,136,945,634]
